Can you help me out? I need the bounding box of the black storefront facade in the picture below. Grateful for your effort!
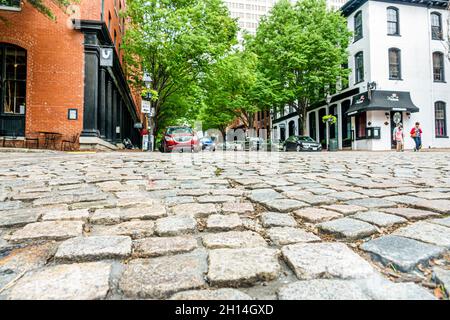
[75,20,141,150]
[344,90,420,150]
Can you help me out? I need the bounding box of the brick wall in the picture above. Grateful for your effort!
[0,0,85,139]
[0,0,141,142]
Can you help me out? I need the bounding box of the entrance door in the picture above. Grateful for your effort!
[288,120,295,137]
[0,44,26,136]
[280,127,286,142]
[390,111,403,149]
[318,108,326,148]
[341,100,352,148]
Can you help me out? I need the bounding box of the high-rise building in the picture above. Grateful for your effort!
[224,0,347,36]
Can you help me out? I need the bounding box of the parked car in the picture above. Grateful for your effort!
[161,126,200,153]
[282,135,322,152]
[200,137,216,151]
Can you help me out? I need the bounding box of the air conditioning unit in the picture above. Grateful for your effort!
[0,0,21,12]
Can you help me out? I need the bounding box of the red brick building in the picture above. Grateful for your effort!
[0,0,142,149]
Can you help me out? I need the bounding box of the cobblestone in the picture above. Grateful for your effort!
[1,150,449,300]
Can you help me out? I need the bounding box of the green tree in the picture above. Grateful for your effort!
[200,50,259,139]
[252,0,351,133]
[123,0,238,137]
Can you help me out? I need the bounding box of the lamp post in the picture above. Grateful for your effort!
[325,94,332,151]
[143,73,152,151]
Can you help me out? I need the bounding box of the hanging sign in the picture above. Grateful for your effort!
[100,47,114,67]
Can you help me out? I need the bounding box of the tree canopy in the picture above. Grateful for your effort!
[251,0,351,133]
[199,49,260,136]
[123,0,238,137]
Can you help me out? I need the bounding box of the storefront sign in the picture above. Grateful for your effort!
[100,47,114,67]
[387,93,399,102]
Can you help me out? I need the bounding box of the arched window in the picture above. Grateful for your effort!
[354,11,363,41]
[387,7,399,35]
[435,101,447,137]
[288,120,295,136]
[388,48,401,80]
[433,52,445,82]
[355,51,364,83]
[431,12,442,40]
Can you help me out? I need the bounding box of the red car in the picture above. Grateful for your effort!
[161,126,200,153]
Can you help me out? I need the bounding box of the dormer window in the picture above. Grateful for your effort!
[0,0,21,11]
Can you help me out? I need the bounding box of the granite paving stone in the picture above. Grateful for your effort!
[261,212,297,228]
[267,227,321,245]
[133,236,198,257]
[10,221,84,242]
[202,231,267,249]
[294,208,343,223]
[155,216,197,236]
[208,247,280,287]
[119,250,207,299]
[433,267,450,295]
[8,262,112,300]
[91,220,155,239]
[55,235,132,262]
[206,214,242,231]
[317,218,378,239]
[381,207,441,220]
[282,242,375,280]
[393,221,450,248]
[360,235,445,272]
[350,211,407,227]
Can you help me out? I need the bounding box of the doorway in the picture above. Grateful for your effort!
[341,100,352,148]
[390,111,403,149]
[288,120,295,137]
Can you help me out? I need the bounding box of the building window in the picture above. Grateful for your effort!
[354,11,363,42]
[355,51,364,83]
[389,48,401,80]
[108,12,112,30]
[355,112,367,139]
[435,101,447,137]
[433,52,445,82]
[387,7,399,35]
[1,44,27,115]
[431,12,443,40]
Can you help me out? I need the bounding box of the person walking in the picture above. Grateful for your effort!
[410,122,423,152]
[393,123,404,152]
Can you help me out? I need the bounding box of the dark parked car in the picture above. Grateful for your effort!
[161,126,200,153]
[200,137,216,151]
[282,135,322,152]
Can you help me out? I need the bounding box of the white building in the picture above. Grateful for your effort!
[224,0,345,38]
[273,0,450,151]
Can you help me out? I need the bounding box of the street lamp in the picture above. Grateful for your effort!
[143,73,152,151]
[325,94,332,151]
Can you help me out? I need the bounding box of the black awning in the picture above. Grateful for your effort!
[346,90,420,116]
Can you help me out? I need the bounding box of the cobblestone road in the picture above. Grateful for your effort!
[0,150,449,300]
